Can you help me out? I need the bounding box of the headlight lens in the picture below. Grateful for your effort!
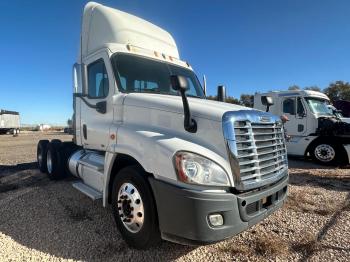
[174,152,230,186]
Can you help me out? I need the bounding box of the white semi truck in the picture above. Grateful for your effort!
[254,90,350,165]
[37,2,289,249]
[0,109,20,135]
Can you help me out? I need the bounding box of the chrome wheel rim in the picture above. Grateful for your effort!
[47,150,53,173]
[315,144,335,162]
[117,182,144,233]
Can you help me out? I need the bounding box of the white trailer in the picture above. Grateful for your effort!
[254,90,350,165]
[0,109,20,135]
[36,2,289,249]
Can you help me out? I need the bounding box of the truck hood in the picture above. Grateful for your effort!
[340,117,350,124]
[123,93,251,122]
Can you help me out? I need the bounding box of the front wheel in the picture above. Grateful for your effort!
[311,142,343,165]
[111,166,160,249]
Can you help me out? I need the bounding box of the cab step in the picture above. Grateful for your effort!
[72,182,102,200]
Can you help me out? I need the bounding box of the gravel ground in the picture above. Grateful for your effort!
[0,132,349,261]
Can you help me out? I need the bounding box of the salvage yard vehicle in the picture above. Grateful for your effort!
[37,2,289,249]
[0,109,20,135]
[254,90,350,165]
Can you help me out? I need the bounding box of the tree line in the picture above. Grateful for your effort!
[207,80,350,107]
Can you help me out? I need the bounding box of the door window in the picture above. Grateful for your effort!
[297,97,305,116]
[283,98,296,115]
[87,59,109,98]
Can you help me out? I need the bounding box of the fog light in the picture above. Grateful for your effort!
[208,214,224,227]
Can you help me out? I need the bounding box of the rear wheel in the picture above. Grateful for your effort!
[37,140,49,172]
[111,166,160,249]
[46,141,66,180]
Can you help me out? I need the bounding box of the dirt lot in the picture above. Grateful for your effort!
[0,132,349,261]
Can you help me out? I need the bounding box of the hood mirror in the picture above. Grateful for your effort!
[171,75,189,91]
[261,96,274,112]
[170,75,197,133]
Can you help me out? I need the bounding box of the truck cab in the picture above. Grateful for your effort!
[254,90,350,165]
[37,2,289,249]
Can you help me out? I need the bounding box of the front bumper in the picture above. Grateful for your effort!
[149,171,288,245]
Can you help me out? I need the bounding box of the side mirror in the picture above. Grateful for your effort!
[96,101,107,114]
[261,96,274,112]
[81,63,88,95]
[217,85,226,102]
[170,75,189,92]
[72,63,83,94]
[202,75,207,96]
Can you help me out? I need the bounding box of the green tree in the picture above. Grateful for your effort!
[240,94,254,107]
[226,96,240,105]
[304,86,321,92]
[324,81,350,102]
[288,85,301,90]
[207,95,240,105]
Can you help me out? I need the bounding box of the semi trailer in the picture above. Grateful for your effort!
[37,2,289,249]
[254,90,350,165]
[0,109,20,135]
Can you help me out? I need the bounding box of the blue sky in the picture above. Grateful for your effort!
[0,0,349,125]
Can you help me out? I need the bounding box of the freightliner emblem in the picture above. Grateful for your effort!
[259,116,271,122]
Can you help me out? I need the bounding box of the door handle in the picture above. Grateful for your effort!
[83,124,87,139]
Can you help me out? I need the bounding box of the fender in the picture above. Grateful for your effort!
[102,125,234,206]
[342,144,350,164]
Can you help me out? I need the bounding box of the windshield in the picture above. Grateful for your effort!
[111,53,205,98]
[305,97,332,116]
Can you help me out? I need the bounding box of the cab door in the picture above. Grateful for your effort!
[282,96,307,137]
[80,51,114,150]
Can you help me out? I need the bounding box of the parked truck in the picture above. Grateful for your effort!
[0,109,20,135]
[254,90,350,165]
[37,2,289,249]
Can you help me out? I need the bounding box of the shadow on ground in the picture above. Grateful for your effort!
[0,168,195,261]
[289,168,350,192]
[287,156,350,170]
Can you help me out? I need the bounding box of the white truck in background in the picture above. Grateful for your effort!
[254,90,350,165]
[36,2,289,249]
[0,109,20,135]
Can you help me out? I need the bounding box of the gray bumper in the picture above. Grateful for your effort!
[149,172,288,245]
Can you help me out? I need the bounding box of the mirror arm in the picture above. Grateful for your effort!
[74,94,106,114]
[179,90,197,133]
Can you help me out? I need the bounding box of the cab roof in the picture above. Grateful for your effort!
[258,90,330,100]
[79,2,179,61]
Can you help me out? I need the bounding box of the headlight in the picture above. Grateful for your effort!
[174,152,230,186]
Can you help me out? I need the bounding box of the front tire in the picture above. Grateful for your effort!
[111,166,160,249]
[311,142,343,165]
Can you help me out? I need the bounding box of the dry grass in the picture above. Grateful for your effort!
[254,234,290,257]
[285,190,338,216]
[217,243,251,255]
[217,233,290,258]
[291,232,320,254]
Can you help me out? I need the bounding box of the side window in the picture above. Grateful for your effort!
[134,80,159,93]
[87,59,109,98]
[283,98,296,115]
[297,97,305,115]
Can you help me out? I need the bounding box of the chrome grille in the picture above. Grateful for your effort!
[234,121,288,185]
